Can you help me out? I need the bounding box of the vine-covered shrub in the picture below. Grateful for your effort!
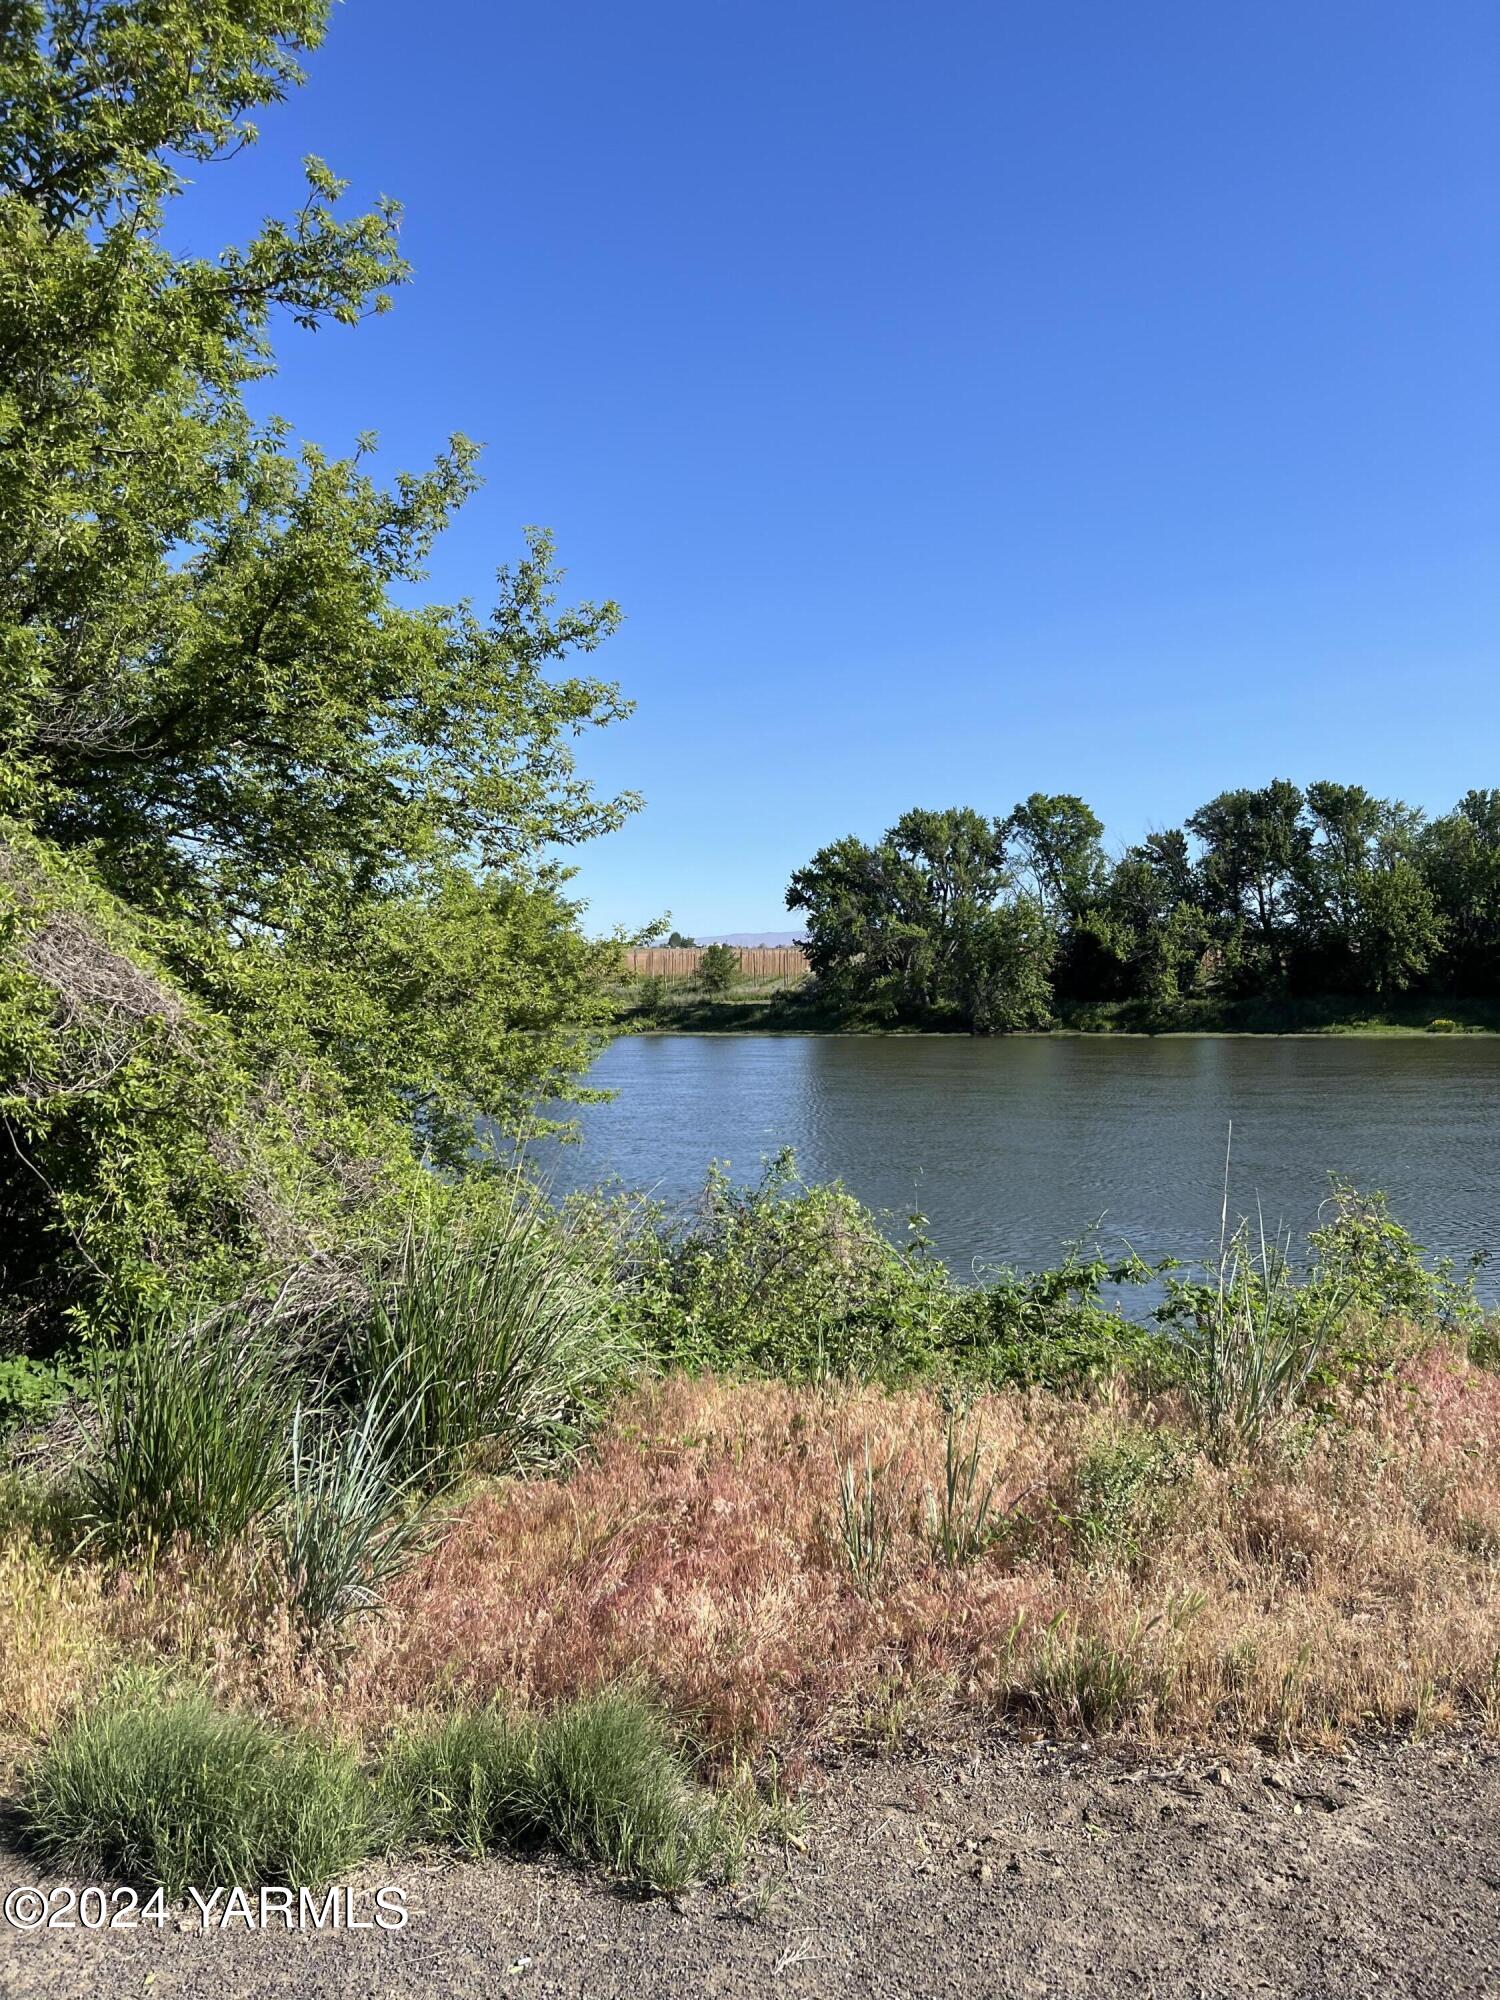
[0,831,403,1365]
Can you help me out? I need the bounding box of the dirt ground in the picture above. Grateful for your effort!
[1,1733,1496,1999]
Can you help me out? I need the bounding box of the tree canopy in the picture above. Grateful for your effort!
[788,781,1500,1029]
[788,807,1054,1031]
[0,1,637,1336]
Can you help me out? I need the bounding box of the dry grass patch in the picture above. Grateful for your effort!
[3,1348,1497,1784]
[354,1352,1500,1770]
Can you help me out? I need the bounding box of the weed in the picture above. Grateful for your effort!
[1168,1212,1337,1455]
[924,1410,1011,1567]
[1071,1425,1184,1564]
[530,1689,712,1893]
[1027,1617,1142,1733]
[837,1444,890,1593]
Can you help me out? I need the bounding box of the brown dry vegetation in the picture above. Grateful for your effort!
[4,1341,1497,1786]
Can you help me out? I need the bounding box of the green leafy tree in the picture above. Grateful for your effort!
[1095,832,1210,1004]
[1345,857,1443,1000]
[0,2,638,1333]
[1295,783,1439,997]
[1418,792,1500,993]
[788,808,1052,1030]
[696,943,740,994]
[1003,794,1108,925]
[1187,781,1308,988]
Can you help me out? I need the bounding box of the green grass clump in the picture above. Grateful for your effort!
[382,1707,539,1857]
[346,1188,627,1486]
[23,1683,371,1897]
[27,1683,724,1898]
[280,1389,435,1644]
[529,1691,710,1891]
[386,1691,718,1893]
[76,1312,292,1555]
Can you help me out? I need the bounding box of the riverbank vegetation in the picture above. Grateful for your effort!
[781,791,1500,1033]
[2,1159,1498,1895]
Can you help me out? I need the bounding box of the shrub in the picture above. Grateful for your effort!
[23,1682,371,1897]
[1069,1424,1185,1563]
[590,1152,952,1382]
[944,1242,1171,1391]
[588,1157,1178,1391]
[385,1691,717,1893]
[695,943,740,994]
[345,1184,627,1486]
[1309,1181,1480,1341]
[74,1310,293,1556]
[1427,1017,1459,1033]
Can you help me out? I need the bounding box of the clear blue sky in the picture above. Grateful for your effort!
[179,0,1500,937]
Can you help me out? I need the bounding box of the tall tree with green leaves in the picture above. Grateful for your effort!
[788,808,1052,1030]
[1295,782,1440,997]
[1187,780,1308,988]
[1419,791,1500,993]
[0,1,638,1332]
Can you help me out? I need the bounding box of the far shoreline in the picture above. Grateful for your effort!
[611,993,1500,1040]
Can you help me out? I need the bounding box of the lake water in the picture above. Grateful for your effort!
[534,1034,1500,1295]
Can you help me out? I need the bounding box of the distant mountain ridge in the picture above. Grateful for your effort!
[696,930,806,948]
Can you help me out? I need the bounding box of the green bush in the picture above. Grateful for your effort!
[583,1154,1177,1390]
[23,1683,371,1897]
[942,1245,1173,1391]
[343,1183,630,1486]
[385,1691,718,1893]
[1070,1425,1186,1563]
[587,1152,953,1383]
[695,943,740,994]
[0,830,409,1352]
[1308,1181,1480,1339]
[74,1311,294,1556]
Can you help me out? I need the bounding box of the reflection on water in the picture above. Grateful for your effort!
[533,1035,1500,1295]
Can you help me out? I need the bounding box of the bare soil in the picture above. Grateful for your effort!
[2,1735,1497,1999]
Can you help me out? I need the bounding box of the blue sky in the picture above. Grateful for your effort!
[179,0,1500,937]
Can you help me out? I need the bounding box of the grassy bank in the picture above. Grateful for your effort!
[616,983,1500,1035]
[1,1165,1496,1897]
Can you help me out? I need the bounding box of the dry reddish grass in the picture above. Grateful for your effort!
[5,1349,1498,1776]
[351,1348,1500,1770]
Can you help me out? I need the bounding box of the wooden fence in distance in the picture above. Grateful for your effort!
[623,946,809,984]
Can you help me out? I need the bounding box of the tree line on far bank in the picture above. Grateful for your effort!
[785,784,1500,1031]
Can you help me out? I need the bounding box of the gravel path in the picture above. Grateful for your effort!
[2,1735,1496,1998]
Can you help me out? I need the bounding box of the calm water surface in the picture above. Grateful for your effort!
[536,1035,1500,1294]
